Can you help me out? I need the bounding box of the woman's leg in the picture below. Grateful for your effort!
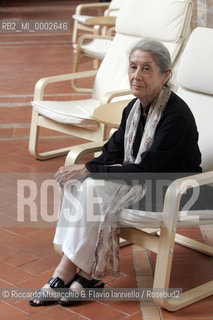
[31,254,77,305]
[54,178,107,275]
[30,177,106,307]
[53,254,77,283]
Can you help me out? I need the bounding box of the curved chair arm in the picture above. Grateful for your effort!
[65,141,105,166]
[104,8,120,17]
[101,89,132,104]
[74,33,114,60]
[84,16,116,27]
[76,33,114,48]
[162,170,213,225]
[33,70,97,100]
[75,3,110,16]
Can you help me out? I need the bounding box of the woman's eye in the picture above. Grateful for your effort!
[129,64,136,70]
[143,66,150,72]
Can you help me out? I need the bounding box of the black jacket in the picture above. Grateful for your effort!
[86,92,202,176]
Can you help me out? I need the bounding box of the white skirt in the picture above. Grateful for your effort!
[54,177,146,274]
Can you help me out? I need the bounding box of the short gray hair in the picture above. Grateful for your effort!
[129,39,171,74]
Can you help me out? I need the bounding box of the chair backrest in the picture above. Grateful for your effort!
[177,27,213,172]
[92,0,192,100]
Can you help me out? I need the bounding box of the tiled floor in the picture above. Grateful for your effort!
[0,1,213,319]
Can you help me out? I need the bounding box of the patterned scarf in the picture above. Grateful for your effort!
[124,86,171,164]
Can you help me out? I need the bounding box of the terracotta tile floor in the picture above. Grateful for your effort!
[0,1,212,319]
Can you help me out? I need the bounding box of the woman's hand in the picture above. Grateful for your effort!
[55,164,89,185]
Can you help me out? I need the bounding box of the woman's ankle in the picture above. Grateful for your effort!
[53,254,77,284]
[78,270,93,281]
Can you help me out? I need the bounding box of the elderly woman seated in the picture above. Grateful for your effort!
[30,39,201,307]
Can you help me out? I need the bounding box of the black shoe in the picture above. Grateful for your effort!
[29,277,73,307]
[59,274,104,307]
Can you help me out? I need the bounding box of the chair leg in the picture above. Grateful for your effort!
[29,111,72,160]
[72,21,78,44]
[72,50,82,90]
[153,226,213,311]
[72,51,94,92]
[73,49,81,74]
[153,226,176,292]
[93,58,101,70]
[28,109,41,159]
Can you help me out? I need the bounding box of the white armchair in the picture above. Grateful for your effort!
[61,27,213,311]
[72,0,121,45]
[72,0,122,82]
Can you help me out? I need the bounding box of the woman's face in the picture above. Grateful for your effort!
[128,49,171,106]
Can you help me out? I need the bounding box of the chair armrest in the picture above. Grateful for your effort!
[65,141,105,166]
[101,89,132,104]
[75,3,110,16]
[172,171,213,190]
[84,16,116,26]
[34,70,97,100]
[162,171,213,226]
[76,33,113,48]
[104,8,120,17]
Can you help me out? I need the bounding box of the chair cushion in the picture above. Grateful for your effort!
[116,0,190,42]
[177,88,213,172]
[31,99,100,125]
[177,27,213,172]
[119,208,213,228]
[72,14,93,25]
[177,27,213,95]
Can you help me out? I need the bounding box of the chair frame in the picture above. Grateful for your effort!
[72,2,114,45]
[58,141,213,311]
[28,69,130,160]
[29,70,102,160]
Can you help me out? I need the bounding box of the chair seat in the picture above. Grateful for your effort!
[119,208,213,228]
[72,14,93,25]
[31,99,100,125]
